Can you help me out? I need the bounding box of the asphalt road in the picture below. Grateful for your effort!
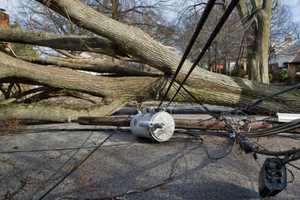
[0,123,299,200]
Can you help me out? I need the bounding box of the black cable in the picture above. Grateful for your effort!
[283,152,300,164]
[172,77,299,160]
[244,82,300,111]
[0,146,94,154]
[203,138,235,160]
[256,148,300,157]
[288,163,300,171]
[34,131,95,196]
[158,0,217,108]
[166,0,240,107]
[175,81,300,127]
[238,136,300,157]
[0,143,130,154]
[180,84,216,116]
[287,167,295,184]
[244,118,300,138]
[36,133,114,200]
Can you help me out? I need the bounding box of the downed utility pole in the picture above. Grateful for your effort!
[75,115,288,132]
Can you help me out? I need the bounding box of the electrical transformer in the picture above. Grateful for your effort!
[130,109,175,142]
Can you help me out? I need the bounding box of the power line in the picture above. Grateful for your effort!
[243,82,300,111]
[165,0,240,107]
[36,133,114,200]
[158,0,217,108]
[288,163,300,171]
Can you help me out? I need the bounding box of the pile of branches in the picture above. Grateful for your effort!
[0,0,299,123]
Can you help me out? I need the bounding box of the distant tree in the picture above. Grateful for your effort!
[237,0,273,84]
[270,1,300,43]
[176,0,244,74]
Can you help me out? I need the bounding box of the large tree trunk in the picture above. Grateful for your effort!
[0,52,158,99]
[0,100,126,122]
[238,0,272,84]
[21,56,161,77]
[0,28,127,58]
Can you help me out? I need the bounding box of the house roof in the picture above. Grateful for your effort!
[286,40,300,55]
[273,39,300,66]
[284,40,300,64]
[278,40,300,56]
[290,51,300,64]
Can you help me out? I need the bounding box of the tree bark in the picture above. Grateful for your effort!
[0,52,158,99]
[0,100,126,122]
[0,28,127,58]
[21,56,162,77]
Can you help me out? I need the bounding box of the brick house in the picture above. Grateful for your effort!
[270,38,300,82]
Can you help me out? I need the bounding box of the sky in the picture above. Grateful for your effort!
[286,0,300,23]
[1,0,18,12]
[1,0,300,23]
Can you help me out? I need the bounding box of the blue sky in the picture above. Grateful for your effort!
[1,0,19,12]
[286,0,300,23]
[1,0,300,23]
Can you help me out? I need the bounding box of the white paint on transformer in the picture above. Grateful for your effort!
[130,111,175,142]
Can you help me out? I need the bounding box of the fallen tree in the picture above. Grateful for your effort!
[21,56,161,76]
[33,0,300,108]
[76,115,275,131]
[0,100,126,122]
[0,52,159,98]
[0,0,299,122]
[0,28,127,58]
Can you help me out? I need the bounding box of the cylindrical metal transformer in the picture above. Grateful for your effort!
[130,110,175,142]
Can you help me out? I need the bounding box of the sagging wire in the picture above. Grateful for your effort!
[158,0,217,108]
[169,78,300,165]
[160,79,238,161]
[288,163,300,171]
[244,118,300,138]
[35,133,114,200]
[243,82,300,112]
[163,0,240,109]
[180,87,300,183]
[160,0,300,196]
[287,167,295,184]
[203,137,235,160]
[238,136,300,157]
[31,131,96,199]
[157,0,268,162]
